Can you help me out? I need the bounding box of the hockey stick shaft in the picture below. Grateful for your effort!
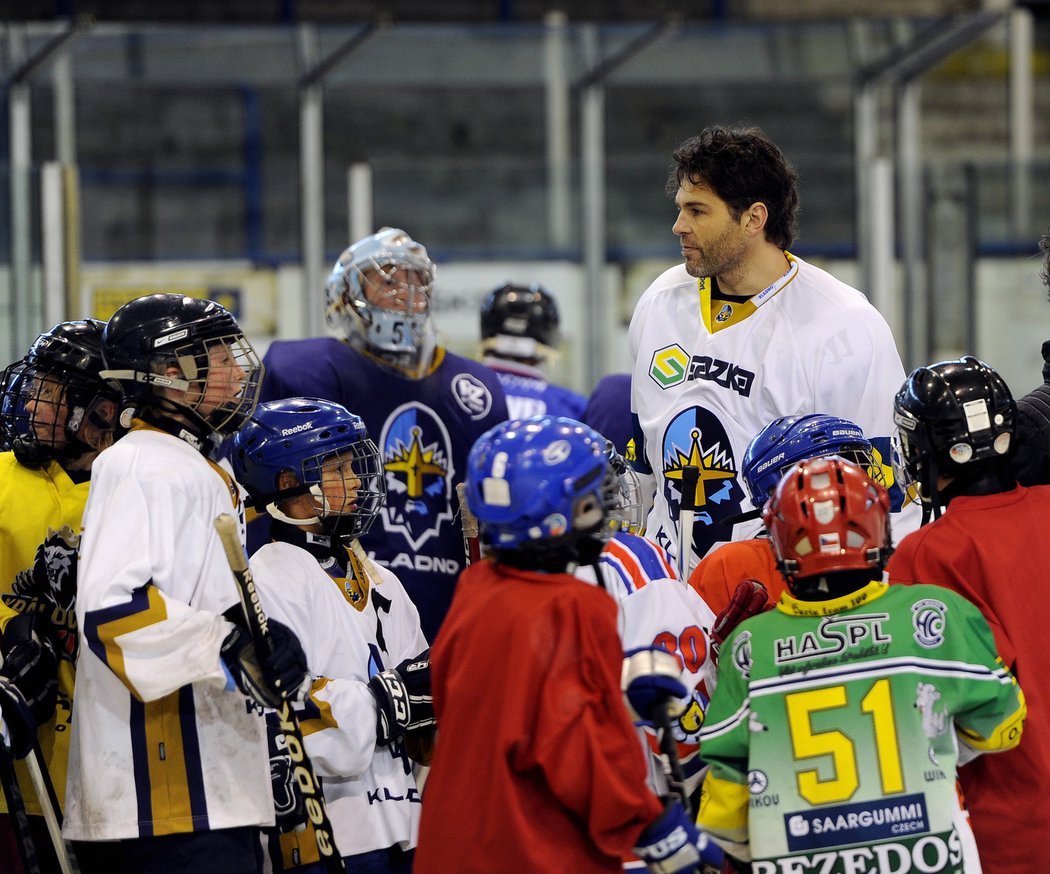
[0,738,41,874]
[654,701,691,818]
[24,739,74,874]
[676,466,701,582]
[456,482,482,566]
[213,514,343,874]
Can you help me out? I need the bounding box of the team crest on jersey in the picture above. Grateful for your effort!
[714,303,733,323]
[658,406,743,560]
[378,403,455,551]
[649,344,689,389]
[5,525,80,661]
[911,598,947,649]
[450,373,494,420]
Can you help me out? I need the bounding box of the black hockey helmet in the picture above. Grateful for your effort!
[480,283,560,362]
[0,319,117,467]
[102,293,263,437]
[893,355,1015,518]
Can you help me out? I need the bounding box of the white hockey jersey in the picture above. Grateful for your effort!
[66,422,271,841]
[250,535,428,859]
[629,254,918,575]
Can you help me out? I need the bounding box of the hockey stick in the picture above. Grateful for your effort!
[213,514,343,874]
[456,482,482,566]
[653,701,691,818]
[24,737,74,874]
[0,735,41,874]
[676,466,700,582]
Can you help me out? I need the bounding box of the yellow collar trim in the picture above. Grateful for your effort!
[777,579,888,617]
[699,251,799,333]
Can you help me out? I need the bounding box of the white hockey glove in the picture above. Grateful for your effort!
[368,650,435,746]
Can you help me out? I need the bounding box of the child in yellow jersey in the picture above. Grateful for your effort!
[0,319,118,871]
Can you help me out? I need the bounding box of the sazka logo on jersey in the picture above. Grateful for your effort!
[649,344,689,389]
[378,403,455,551]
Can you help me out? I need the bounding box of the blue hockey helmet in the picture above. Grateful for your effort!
[742,414,878,509]
[465,415,617,558]
[231,397,385,541]
[324,227,437,379]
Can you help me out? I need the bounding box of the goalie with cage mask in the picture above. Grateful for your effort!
[258,228,508,644]
[230,397,431,874]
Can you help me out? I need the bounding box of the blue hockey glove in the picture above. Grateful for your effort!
[634,798,724,874]
[622,645,687,726]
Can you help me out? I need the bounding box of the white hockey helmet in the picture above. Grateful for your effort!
[324,227,437,379]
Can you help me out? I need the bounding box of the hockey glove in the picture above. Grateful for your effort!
[622,646,687,727]
[634,798,723,874]
[221,618,310,710]
[0,677,39,759]
[0,612,58,728]
[368,650,435,746]
[710,579,769,662]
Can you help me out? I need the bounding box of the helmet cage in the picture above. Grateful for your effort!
[604,441,645,534]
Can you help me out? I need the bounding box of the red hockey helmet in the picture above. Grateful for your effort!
[762,457,891,591]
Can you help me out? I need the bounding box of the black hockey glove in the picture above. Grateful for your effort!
[0,612,58,728]
[221,618,310,710]
[0,677,39,759]
[368,649,435,746]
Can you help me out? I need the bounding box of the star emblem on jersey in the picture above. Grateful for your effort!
[379,403,455,551]
[664,428,736,507]
[649,344,689,389]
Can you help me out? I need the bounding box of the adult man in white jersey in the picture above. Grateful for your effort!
[628,125,917,576]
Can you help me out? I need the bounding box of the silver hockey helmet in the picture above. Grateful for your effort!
[324,227,437,379]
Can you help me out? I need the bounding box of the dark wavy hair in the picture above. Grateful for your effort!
[667,126,800,250]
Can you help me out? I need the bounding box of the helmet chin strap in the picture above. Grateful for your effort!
[267,485,337,528]
[267,503,320,528]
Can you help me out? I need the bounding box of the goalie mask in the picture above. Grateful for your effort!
[231,398,385,542]
[763,457,892,600]
[325,227,437,379]
[479,282,560,365]
[101,294,263,439]
[893,356,1014,519]
[465,415,618,568]
[0,319,118,468]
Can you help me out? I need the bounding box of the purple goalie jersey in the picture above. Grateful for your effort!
[258,337,509,641]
